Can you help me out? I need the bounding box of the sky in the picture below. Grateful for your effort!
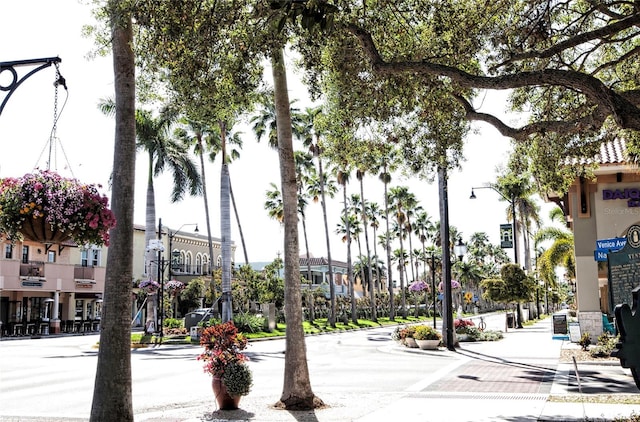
[0,1,556,264]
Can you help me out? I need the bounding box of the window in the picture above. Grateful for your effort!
[21,246,28,264]
[81,249,100,267]
[5,244,12,259]
[48,251,56,263]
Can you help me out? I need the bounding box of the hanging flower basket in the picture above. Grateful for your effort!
[165,279,185,296]
[0,170,116,246]
[139,279,160,294]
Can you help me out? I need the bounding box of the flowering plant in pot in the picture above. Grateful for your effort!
[198,321,252,407]
[138,279,160,294]
[413,325,442,341]
[0,170,116,245]
[454,318,475,334]
[165,279,185,296]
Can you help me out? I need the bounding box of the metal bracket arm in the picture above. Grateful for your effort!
[0,57,62,116]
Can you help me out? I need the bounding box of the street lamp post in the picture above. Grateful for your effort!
[470,185,523,328]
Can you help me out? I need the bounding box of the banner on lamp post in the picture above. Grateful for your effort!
[500,224,513,249]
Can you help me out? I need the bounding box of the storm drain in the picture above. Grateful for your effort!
[409,392,549,401]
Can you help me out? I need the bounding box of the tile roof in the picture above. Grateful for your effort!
[565,138,627,166]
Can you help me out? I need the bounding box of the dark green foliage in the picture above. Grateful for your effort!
[233,313,266,333]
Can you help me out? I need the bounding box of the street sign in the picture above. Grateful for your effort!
[594,236,626,261]
[596,237,626,251]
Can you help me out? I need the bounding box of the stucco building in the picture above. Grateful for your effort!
[555,138,637,339]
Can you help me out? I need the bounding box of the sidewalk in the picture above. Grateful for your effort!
[138,319,640,422]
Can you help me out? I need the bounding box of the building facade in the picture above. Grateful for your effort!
[558,138,637,340]
[0,237,106,336]
[0,222,232,336]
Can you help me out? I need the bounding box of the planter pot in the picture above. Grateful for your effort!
[404,337,418,348]
[415,339,440,350]
[21,217,72,244]
[212,377,241,410]
[457,333,473,342]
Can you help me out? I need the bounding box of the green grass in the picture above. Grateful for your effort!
[129,315,435,345]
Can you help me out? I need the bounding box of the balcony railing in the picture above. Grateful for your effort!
[20,261,45,277]
[171,263,207,275]
[74,265,96,280]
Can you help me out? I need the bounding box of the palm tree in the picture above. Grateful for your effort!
[366,201,383,292]
[265,182,284,224]
[378,147,397,319]
[299,106,338,325]
[270,44,319,408]
[389,186,415,317]
[251,95,303,149]
[414,210,435,280]
[535,207,575,290]
[294,150,316,285]
[336,167,355,324]
[355,168,377,321]
[90,9,135,421]
[98,100,201,329]
[348,194,367,296]
[174,118,248,312]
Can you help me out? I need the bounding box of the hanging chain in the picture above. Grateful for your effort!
[46,64,62,171]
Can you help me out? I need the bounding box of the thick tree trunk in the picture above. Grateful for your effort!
[271,46,322,411]
[90,6,135,421]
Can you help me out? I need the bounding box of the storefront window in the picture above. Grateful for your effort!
[30,297,44,320]
[75,300,84,320]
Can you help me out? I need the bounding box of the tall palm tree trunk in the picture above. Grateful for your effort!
[90,9,135,420]
[196,134,217,308]
[398,235,407,318]
[359,177,376,321]
[344,186,356,324]
[382,170,395,320]
[144,151,158,333]
[271,46,320,409]
[219,121,232,322]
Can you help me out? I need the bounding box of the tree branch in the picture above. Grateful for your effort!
[346,23,640,133]
[494,12,640,70]
[452,94,601,141]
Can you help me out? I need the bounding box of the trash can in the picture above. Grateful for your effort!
[190,326,201,341]
[506,313,515,328]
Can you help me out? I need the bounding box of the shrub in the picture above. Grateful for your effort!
[579,333,591,351]
[233,313,265,333]
[413,325,441,340]
[163,318,183,329]
[477,330,504,342]
[590,333,619,358]
[221,362,253,397]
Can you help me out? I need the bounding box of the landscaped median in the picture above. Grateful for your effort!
[129,315,438,347]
